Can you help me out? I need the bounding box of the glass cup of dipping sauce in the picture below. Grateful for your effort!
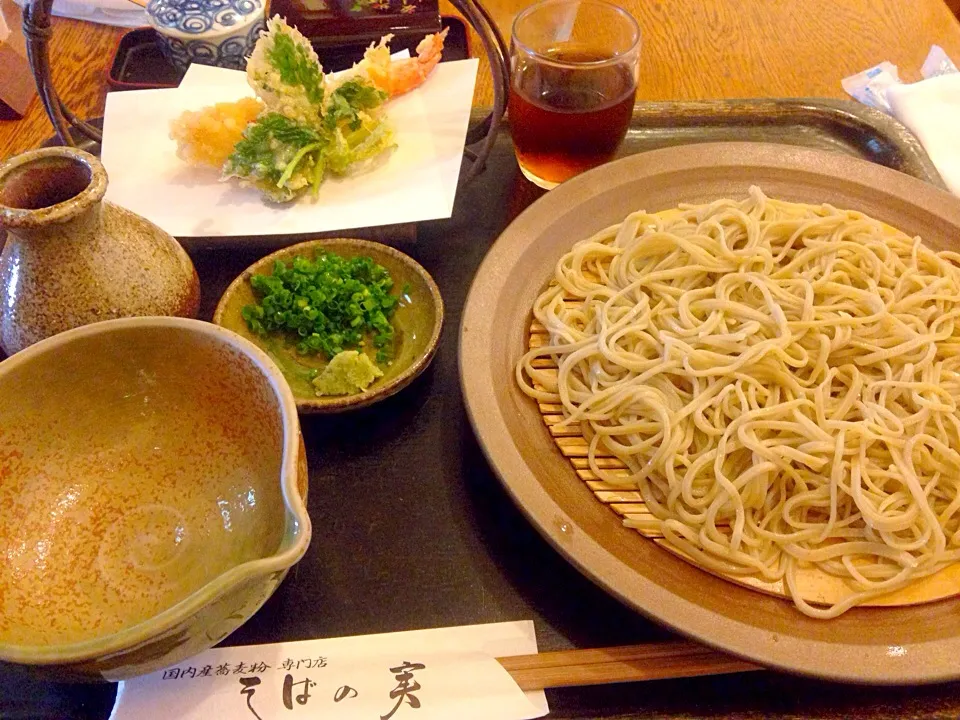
[508,0,641,189]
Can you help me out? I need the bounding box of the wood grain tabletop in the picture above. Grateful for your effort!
[2,0,960,158]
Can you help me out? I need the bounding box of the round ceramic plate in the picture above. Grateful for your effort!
[215,238,443,413]
[459,142,960,684]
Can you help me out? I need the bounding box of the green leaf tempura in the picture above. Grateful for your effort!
[232,16,396,202]
[246,16,327,125]
[222,113,326,203]
[267,31,325,108]
[324,79,388,132]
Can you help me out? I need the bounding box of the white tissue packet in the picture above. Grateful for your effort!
[840,61,901,113]
[843,46,960,197]
[842,46,959,115]
[921,45,959,79]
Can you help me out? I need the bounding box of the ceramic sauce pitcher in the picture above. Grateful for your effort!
[0,147,200,355]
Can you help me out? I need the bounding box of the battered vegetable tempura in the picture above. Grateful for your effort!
[246,16,326,126]
[169,97,263,168]
[169,15,447,203]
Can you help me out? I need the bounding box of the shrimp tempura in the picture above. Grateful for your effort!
[354,28,449,98]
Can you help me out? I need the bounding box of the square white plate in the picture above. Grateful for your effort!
[100,58,479,242]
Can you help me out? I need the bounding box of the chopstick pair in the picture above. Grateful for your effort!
[496,641,760,691]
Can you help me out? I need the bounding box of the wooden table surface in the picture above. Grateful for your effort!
[3,4,960,719]
[2,0,960,159]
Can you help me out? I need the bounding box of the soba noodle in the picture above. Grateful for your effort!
[516,187,960,619]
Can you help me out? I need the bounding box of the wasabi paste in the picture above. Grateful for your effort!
[312,350,383,396]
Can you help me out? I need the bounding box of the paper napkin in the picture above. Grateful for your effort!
[887,73,960,196]
[110,621,549,720]
[13,0,147,27]
[100,57,479,240]
[842,46,960,196]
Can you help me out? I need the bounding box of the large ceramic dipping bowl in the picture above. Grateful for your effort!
[0,317,311,680]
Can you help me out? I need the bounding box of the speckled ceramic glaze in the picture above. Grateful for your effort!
[213,238,445,414]
[0,317,311,680]
[0,147,200,356]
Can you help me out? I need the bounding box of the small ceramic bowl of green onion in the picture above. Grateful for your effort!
[214,238,443,413]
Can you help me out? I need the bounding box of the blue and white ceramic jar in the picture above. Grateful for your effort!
[146,0,266,73]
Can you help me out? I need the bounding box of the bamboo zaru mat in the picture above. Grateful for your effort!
[526,307,960,609]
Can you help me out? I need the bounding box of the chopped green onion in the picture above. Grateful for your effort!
[241,252,401,362]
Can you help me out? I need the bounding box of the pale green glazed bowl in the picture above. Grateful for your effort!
[0,317,311,680]
[214,238,444,414]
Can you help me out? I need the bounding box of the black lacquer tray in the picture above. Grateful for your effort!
[6,101,960,718]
